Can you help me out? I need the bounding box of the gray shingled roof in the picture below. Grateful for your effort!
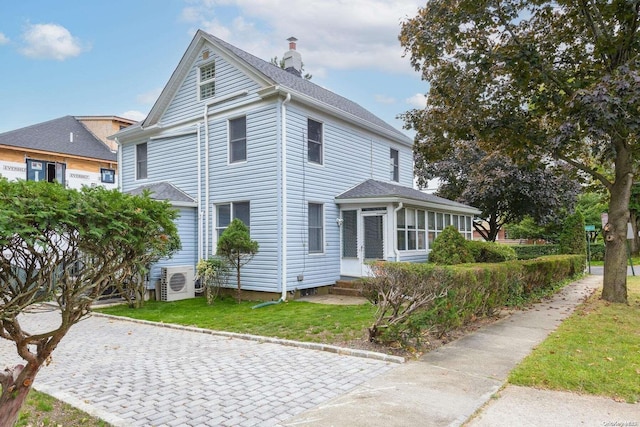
[201,32,410,142]
[125,182,196,205]
[336,179,479,212]
[0,116,117,161]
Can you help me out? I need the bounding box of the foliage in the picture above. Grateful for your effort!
[510,277,640,403]
[512,244,560,260]
[466,240,517,263]
[195,257,229,305]
[429,226,474,264]
[0,178,178,425]
[588,243,606,262]
[417,142,580,242]
[399,1,640,302]
[216,218,258,303]
[559,211,587,255]
[97,296,375,344]
[362,255,583,347]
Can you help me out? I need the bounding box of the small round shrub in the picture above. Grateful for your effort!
[429,226,475,264]
[466,240,517,263]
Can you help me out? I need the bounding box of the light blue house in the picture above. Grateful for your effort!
[114,30,479,300]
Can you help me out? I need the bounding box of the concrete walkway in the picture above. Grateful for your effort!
[1,274,637,426]
[282,275,638,426]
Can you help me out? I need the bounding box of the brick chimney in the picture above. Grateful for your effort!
[283,36,302,77]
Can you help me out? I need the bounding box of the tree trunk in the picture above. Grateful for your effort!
[602,142,632,304]
[0,362,40,427]
[236,255,242,304]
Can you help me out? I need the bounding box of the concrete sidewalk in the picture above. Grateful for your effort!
[282,274,638,426]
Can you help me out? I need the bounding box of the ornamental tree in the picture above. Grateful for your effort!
[0,179,179,426]
[400,1,640,303]
[216,218,258,303]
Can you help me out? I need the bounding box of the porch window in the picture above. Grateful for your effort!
[199,61,216,100]
[342,210,358,258]
[390,148,399,182]
[136,143,147,180]
[397,208,427,251]
[216,201,250,238]
[307,119,323,164]
[308,203,324,253]
[229,116,247,163]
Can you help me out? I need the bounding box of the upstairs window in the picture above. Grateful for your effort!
[390,148,399,182]
[229,116,247,163]
[199,61,216,100]
[307,118,323,164]
[136,143,147,180]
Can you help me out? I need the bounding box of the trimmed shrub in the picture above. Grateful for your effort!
[362,255,584,346]
[429,226,475,264]
[559,211,587,255]
[466,240,517,263]
[513,244,559,260]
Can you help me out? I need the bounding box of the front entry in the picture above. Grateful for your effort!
[340,209,387,277]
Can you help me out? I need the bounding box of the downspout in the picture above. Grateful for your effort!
[204,104,210,258]
[393,202,404,262]
[196,122,202,261]
[281,92,291,301]
[115,137,122,191]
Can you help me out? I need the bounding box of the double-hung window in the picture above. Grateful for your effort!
[136,143,147,180]
[199,61,216,100]
[229,116,247,163]
[390,148,399,182]
[216,201,250,238]
[307,119,323,164]
[308,203,324,253]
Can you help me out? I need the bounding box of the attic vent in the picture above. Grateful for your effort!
[202,50,210,60]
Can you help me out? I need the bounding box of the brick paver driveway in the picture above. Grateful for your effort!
[0,308,398,427]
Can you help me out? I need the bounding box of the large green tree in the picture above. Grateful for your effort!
[400,1,640,303]
[0,179,179,426]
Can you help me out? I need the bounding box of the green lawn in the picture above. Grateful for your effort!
[16,389,109,426]
[96,296,376,344]
[509,276,640,403]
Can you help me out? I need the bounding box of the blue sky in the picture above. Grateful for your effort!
[0,0,428,136]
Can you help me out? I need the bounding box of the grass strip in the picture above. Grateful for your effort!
[509,276,640,403]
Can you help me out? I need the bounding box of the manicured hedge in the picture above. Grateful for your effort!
[363,254,585,345]
[512,244,559,260]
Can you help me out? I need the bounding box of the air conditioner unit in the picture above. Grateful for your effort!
[157,266,195,302]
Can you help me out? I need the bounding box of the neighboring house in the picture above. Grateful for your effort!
[0,115,131,189]
[114,30,480,299]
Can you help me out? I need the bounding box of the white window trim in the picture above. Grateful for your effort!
[390,148,399,182]
[198,60,216,102]
[308,202,325,255]
[307,118,324,166]
[227,115,247,165]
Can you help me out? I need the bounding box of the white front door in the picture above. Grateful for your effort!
[340,209,387,277]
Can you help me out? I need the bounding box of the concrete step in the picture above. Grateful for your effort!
[334,280,362,290]
[329,286,364,297]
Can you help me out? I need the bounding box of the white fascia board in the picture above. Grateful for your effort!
[262,86,413,147]
[335,196,481,216]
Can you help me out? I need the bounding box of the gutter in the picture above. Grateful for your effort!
[204,104,210,258]
[196,122,202,261]
[281,91,291,301]
[115,137,122,191]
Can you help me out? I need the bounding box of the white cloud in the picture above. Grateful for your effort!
[375,94,396,105]
[19,23,86,60]
[136,88,163,105]
[406,93,427,108]
[0,32,9,45]
[181,0,423,74]
[120,110,147,122]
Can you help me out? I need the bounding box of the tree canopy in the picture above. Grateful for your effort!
[0,179,179,425]
[217,218,258,303]
[400,1,640,303]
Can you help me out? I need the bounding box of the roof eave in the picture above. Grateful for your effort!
[335,196,481,215]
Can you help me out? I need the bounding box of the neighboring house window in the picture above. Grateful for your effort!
[390,148,399,182]
[308,203,324,253]
[26,159,65,185]
[199,61,216,100]
[307,119,323,164]
[101,168,115,184]
[136,143,147,180]
[229,116,247,163]
[216,201,250,238]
